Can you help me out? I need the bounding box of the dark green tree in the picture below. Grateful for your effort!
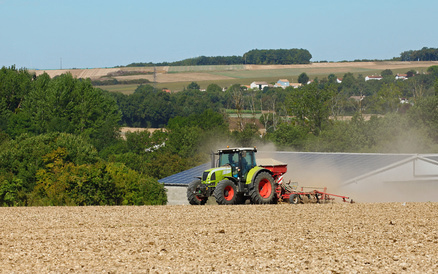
[381,69,393,77]
[15,73,121,150]
[298,72,309,85]
[187,82,200,90]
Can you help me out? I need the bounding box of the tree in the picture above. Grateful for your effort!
[369,83,401,114]
[427,65,438,77]
[0,66,34,132]
[381,69,393,77]
[328,74,337,84]
[268,122,308,150]
[16,73,121,150]
[298,72,309,85]
[206,83,222,93]
[286,83,334,134]
[187,82,200,90]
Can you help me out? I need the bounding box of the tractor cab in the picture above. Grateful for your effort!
[217,147,257,180]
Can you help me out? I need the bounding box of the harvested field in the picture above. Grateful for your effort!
[1,203,437,272]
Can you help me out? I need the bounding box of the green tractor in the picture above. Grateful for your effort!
[187,147,287,205]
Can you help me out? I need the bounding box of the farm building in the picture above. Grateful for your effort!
[365,75,383,81]
[274,79,290,89]
[159,151,438,204]
[250,81,269,90]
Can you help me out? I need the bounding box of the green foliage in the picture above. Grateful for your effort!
[125,48,312,66]
[0,133,166,206]
[267,123,308,150]
[0,66,34,132]
[286,83,335,134]
[2,72,121,150]
[0,177,24,206]
[400,47,438,61]
[187,82,200,90]
[427,65,438,77]
[244,48,312,65]
[298,72,309,85]
[381,69,393,77]
[206,83,222,93]
[368,83,402,114]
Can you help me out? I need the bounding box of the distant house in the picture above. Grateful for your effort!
[337,78,343,83]
[395,74,408,80]
[365,75,383,81]
[274,79,290,89]
[289,83,302,88]
[162,88,171,93]
[243,85,251,90]
[250,81,269,90]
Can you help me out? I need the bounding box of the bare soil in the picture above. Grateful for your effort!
[1,203,437,272]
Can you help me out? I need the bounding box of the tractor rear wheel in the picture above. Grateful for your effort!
[249,172,275,204]
[187,180,208,205]
[214,180,237,205]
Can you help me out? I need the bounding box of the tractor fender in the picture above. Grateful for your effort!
[245,166,273,185]
[224,176,239,184]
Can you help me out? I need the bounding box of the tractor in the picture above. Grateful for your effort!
[187,147,286,205]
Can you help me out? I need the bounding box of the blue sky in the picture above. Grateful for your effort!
[1,0,437,69]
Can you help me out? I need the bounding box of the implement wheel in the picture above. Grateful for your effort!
[214,180,237,205]
[289,194,301,204]
[187,180,208,205]
[249,171,275,204]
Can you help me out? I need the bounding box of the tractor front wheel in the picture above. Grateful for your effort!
[187,180,208,205]
[249,172,276,204]
[214,180,237,205]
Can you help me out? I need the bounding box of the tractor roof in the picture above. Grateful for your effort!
[217,147,257,154]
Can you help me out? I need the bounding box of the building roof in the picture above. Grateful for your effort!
[159,162,211,186]
[158,151,431,186]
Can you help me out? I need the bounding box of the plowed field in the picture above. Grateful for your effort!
[1,203,437,272]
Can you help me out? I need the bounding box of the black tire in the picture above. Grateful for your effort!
[187,180,208,205]
[249,171,275,204]
[289,194,300,204]
[213,180,237,205]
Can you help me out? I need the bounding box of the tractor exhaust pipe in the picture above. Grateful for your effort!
[211,150,216,168]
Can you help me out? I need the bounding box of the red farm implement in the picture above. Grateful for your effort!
[260,162,354,204]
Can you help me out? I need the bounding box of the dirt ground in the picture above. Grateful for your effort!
[1,203,437,273]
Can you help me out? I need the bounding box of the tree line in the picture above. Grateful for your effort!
[398,47,438,61]
[125,48,312,67]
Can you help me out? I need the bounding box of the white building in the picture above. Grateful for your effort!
[365,75,383,81]
[250,81,269,90]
